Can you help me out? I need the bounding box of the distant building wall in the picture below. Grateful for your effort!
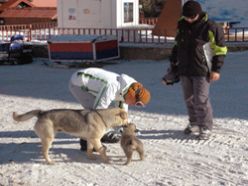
[57,0,139,28]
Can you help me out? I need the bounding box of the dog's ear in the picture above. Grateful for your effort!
[119,111,128,120]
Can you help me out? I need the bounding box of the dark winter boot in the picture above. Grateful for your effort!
[184,123,200,135]
[197,127,211,140]
[80,139,88,151]
[101,130,121,143]
[80,139,106,152]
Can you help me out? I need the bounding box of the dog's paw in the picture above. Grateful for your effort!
[123,158,132,165]
[46,160,55,165]
[103,157,110,164]
[87,154,97,160]
[123,162,131,166]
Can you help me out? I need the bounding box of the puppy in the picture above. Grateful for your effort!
[13,108,128,164]
[120,123,144,165]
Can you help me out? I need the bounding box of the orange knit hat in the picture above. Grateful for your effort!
[125,83,151,105]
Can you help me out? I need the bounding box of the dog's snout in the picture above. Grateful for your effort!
[124,119,129,124]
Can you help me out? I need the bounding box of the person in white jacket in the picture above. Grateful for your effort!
[69,68,151,151]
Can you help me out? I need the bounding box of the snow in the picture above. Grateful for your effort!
[0,50,248,186]
[197,0,248,27]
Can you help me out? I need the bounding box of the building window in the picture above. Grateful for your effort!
[17,2,30,9]
[124,2,133,23]
[0,19,4,25]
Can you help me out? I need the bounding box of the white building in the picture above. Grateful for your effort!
[57,0,139,28]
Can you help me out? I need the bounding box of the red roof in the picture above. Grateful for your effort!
[0,7,57,19]
[31,0,56,7]
[0,0,34,11]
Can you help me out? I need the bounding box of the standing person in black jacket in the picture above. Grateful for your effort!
[163,0,227,140]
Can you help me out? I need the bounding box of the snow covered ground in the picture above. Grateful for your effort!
[0,50,248,186]
[198,0,248,27]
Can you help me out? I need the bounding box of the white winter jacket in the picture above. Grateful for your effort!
[70,68,136,111]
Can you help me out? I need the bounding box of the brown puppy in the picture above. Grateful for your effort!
[13,108,128,164]
[120,123,144,165]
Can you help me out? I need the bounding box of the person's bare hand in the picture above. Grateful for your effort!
[210,72,220,81]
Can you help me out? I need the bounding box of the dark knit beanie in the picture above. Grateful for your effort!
[183,0,202,18]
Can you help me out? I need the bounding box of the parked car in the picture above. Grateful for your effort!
[0,34,33,65]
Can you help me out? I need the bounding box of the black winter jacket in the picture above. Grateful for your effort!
[170,13,227,76]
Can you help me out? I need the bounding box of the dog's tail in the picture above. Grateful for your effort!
[13,110,42,122]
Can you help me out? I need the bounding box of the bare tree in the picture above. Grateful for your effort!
[139,0,165,17]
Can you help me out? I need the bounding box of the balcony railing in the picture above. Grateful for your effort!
[0,22,248,43]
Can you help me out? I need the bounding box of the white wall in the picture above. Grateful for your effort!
[57,0,111,28]
[57,0,139,28]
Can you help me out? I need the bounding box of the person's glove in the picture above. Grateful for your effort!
[162,67,180,85]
